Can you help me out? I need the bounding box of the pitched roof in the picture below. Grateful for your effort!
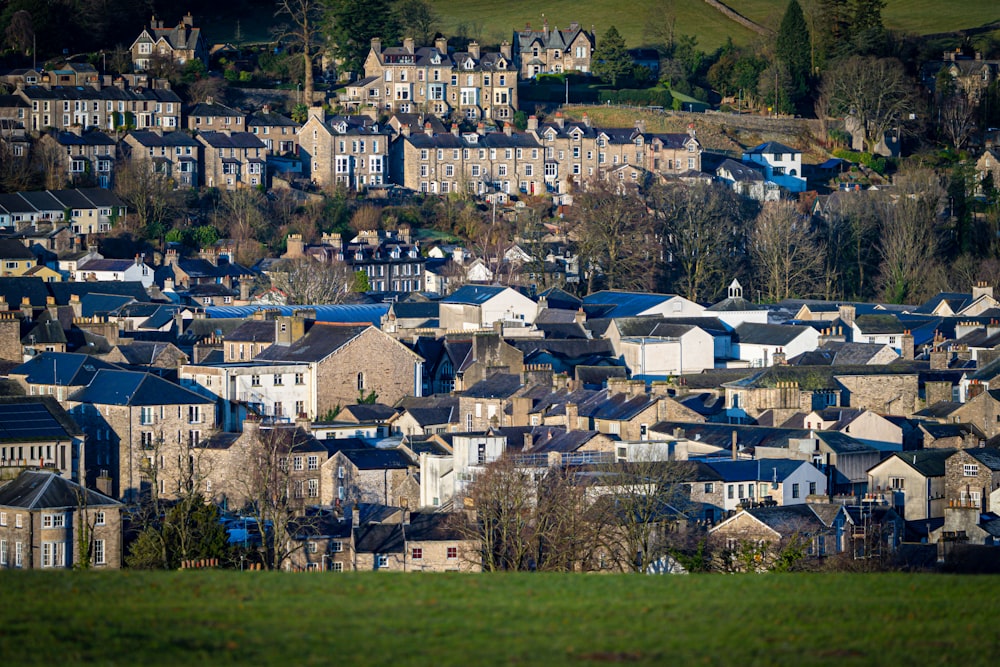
[339,448,414,470]
[884,449,955,477]
[0,396,82,441]
[0,470,120,509]
[735,322,814,346]
[9,351,122,386]
[254,324,373,363]
[67,369,213,406]
[442,284,509,304]
[706,458,811,483]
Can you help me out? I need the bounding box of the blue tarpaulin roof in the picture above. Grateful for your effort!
[204,304,390,326]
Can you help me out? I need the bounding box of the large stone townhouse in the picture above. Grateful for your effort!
[15,81,182,132]
[248,106,300,156]
[196,130,268,189]
[391,121,546,196]
[37,128,116,188]
[512,21,595,77]
[130,13,208,72]
[187,98,245,132]
[0,470,123,569]
[65,369,216,501]
[0,396,86,483]
[298,108,392,190]
[354,37,518,122]
[285,228,425,293]
[121,129,201,188]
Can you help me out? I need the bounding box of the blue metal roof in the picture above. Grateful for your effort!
[204,304,389,326]
[582,290,679,318]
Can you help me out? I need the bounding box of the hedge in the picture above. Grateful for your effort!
[597,88,673,108]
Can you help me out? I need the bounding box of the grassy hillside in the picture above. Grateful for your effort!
[1,571,995,665]
[728,0,1000,35]
[429,0,757,52]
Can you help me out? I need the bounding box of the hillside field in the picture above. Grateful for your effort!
[1,570,996,666]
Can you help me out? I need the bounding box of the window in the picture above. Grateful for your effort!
[704,483,714,494]
[295,373,305,385]
[0,512,6,526]
[15,514,22,529]
[15,541,23,567]
[307,455,319,471]
[42,513,65,529]
[889,477,905,490]
[141,406,155,425]
[188,406,201,424]
[308,541,318,553]
[293,456,303,471]
[338,466,345,479]
[332,562,344,572]
[295,401,305,417]
[809,482,817,495]
[251,374,261,387]
[447,547,457,559]
[727,485,734,500]
[964,463,979,477]
[273,374,283,386]
[0,539,5,565]
[93,539,106,565]
[792,483,800,499]
[331,541,343,552]
[357,372,365,391]
[377,554,388,568]
[42,542,65,568]
[307,479,319,497]
[411,548,423,560]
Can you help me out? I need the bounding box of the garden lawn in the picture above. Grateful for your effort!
[0,571,996,666]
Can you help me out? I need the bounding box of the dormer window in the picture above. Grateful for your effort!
[465,59,474,70]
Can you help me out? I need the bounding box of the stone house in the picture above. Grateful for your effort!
[248,106,300,155]
[353,511,480,572]
[919,422,985,449]
[130,14,208,71]
[287,507,355,571]
[15,81,182,133]
[358,37,517,122]
[121,130,200,188]
[37,128,116,188]
[0,470,123,569]
[187,99,245,132]
[196,130,267,189]
[947,389,1000,439]
[254,322,425,413]
[944,448,1000,511]
[8,351,123,402]
[329,447,418,508]
[513,21,595,77]
[66,369,216,500]
[867,449,953,521]
[286,228,424,293]
[706,458,828,511]
[298,110,391,190]
[390,121,545,196]
[708,503,837,570]
[0,396,86,483]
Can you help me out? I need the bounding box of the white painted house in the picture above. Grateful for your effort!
[742,142,806,193]
[440,285,538,330]
[707,458,828,511]
[582,290,705,319]
[705,280,768,329]
[734,322,820,367]
[73,257,155,288]
[619,323,715,377]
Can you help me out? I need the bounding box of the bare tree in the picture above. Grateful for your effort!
[229,424,318,570]
[188,77,229,105]
[215,188,267,263]
[0,141,34,192]
[820,56,915,154]
[653,180,754,302]
[938,84,978,151]
[395,0,440,46]
[275,0,324,102]
[876,170,947,304]
[593,458,695,572]
[570,178,655,292]
[750,200,823,302]
[32,140,67,191]
[349,204,382,233]
[114,157,174,236]
[269,256,351,304]
[4,10,34,56]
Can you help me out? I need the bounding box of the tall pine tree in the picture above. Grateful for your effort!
[592,26,633,88]
[850,0,886,56]
[775,0,811,113]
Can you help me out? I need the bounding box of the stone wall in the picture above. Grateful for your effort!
[314,327,420,413]
[836,374,920,416]
[944,450,1000,511]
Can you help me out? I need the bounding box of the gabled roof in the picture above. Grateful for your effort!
[745,141,801,156]
[582,291,688,319]
[9,351,122,386]
[339,447,413,470]
[706,458,812,483]
[461,373,523,399]
[735,322,814,346]
[441,284,509,304]
[67,369,213,406]
[964,447,1000,470]
[879,449,955,477]
[0,470,120,509]
[353,512,471,553]
[0,396,82,441]
[255,324,409,364]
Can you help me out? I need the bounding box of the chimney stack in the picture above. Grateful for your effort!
[565,403,578,431]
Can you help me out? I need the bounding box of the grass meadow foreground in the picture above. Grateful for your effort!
[0,571,996,665]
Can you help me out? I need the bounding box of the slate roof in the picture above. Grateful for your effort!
[340,404,398,422]
[526,425,605,453]
[340,448,414,470]
[716,158,764,182]
[0,276,49,307]
[742,504,829,534]
[745,141,801,155]
[461,373,523,398]
[126,130,200,147]
[48,281,149,305]
[402,406,455,427]
[735,322,814,346]
[353,512,470,553]
[966,447,1000,470]
[0,470,119,509]
[920,422,984,440]
[197,130,266,150]
[652,421,811,451]
[67,369,213,406]
[706,458,809,483]
[9,351,121,385]
[883,449,955,477]
[0,239,35,259]
[854,314,906,334]
[582,291,681,318]
[254,323,369,363]
[0,396,82,441]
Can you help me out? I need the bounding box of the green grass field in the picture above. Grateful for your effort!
[1,571,996,665]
